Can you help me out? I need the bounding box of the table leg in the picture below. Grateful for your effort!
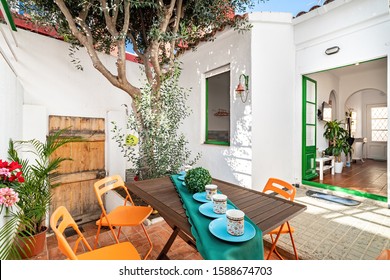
[319,160,324,181]
[157,226,180,260]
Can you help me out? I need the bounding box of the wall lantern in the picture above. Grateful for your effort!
[325,46,340,55]
[235,74,249,103]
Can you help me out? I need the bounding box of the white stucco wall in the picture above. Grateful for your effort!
[179,28,252,187]
[0,56,23,159]
[0,27,142,176]
[347,89,387,138]
[179,13,295,190]
[293,0,390,201]
[250,13,295,190]
[339,67,387,117]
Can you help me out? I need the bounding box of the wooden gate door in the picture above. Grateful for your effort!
[49,115,106,223]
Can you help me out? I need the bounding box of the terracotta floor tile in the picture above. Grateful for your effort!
[29,219,281,260]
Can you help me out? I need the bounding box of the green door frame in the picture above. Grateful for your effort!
[0,0,17,31]
[204,71,230,146]
[302,76,318,181]
[300,71,388,203]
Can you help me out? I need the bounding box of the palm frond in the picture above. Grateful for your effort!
[1,127,80,259]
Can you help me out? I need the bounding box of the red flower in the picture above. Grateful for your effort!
[16,172,25,183]
[0,159,24,186]
[9,161,22,171]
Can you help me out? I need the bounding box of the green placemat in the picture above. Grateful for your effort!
[170,175,264,260]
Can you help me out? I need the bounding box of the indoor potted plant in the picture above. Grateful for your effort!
[323,120,352,173]
[0,129,76,259]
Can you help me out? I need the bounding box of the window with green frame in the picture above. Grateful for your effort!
[205,68,230,146]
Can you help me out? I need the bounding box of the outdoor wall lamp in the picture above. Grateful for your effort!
[235,74,249,103]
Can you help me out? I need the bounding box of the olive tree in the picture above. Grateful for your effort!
[11,0,265,178]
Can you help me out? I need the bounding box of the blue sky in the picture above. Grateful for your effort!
[248,0,324,16]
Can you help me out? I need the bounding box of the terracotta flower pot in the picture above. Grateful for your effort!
[16,226,48,259]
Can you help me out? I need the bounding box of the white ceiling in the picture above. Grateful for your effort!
[326,57,387,78]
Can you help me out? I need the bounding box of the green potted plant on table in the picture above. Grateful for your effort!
[0,129,76,259]
[184,167,212,194]
[323,120,352,173]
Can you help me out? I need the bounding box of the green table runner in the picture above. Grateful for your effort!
[170,175,264,260]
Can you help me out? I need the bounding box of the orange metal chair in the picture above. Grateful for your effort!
[50,206,141,260]
[376,249,390,260]
[94,175,153,259]
[263,178,299,260]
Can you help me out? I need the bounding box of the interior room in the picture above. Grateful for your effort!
[309,57,388,199]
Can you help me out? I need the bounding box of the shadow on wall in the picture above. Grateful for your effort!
[222,105,252,187]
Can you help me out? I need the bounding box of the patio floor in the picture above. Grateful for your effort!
[268,185,390,260]
[30,217,284,260]
[28,184,389,261]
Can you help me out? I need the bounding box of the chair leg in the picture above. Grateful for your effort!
[141,223,153,260]
[95,219,120,249]
[109,224,120,244]
[117,226,122,240]
[94,222,102,249]
[268,234,284,260]
[266,222,299,260]
[266,225,284,260]
[286,222,299,260]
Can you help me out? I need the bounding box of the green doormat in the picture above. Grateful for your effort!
[306,190,361,206]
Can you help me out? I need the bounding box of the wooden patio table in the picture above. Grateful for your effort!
[126,176,307,260]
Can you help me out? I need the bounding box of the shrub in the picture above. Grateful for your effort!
[184,167,212,194]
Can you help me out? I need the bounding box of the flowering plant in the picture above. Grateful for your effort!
[0,130,76,260]
[0,160,24,212]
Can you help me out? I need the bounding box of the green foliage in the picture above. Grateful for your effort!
[11,1,267,62]
[0,129,78,259]
[323,120,352,162]
[111,65,201,179]
[184,167,212,194]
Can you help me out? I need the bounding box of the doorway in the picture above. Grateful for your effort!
[49,115,106,223]
[302,57,388,202]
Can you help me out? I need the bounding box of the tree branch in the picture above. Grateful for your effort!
[149,0,177,92]
[138,9,148,45]
[54,0,140,99]
[79,1,92,22]
[100,0,119,36]
[169,0,183,67]
[116,0,131,84]
[127,31,144,58]
[112,0,120,24]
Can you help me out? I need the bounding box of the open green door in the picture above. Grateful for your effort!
[302,76,317,180]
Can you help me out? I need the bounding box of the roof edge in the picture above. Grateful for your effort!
[5,12,139,63]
